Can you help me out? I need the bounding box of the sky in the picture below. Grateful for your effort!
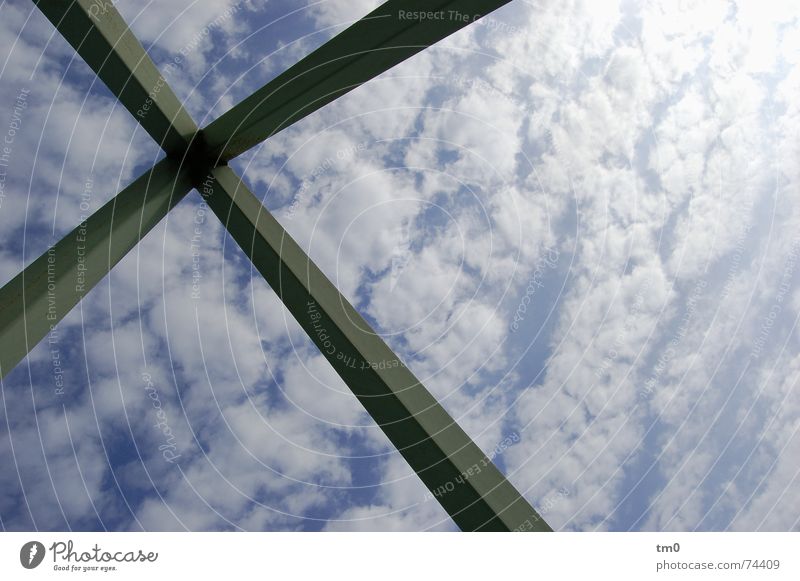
[0,0,798,532]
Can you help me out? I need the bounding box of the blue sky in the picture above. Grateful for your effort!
[1,0,799,531]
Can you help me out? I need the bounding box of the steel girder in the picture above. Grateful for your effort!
[33,0,198,155]
[203,0,513,161]
[0,159,193,377]
[202,166,549,531]
[2,0,551,532]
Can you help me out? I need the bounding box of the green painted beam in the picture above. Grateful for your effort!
[34,0,198,156]
[203,0,511,161]
[201,165,550,531]
[25,0,551,533]
[0,159,193,379]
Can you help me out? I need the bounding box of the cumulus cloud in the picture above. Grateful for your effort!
[1,0,798,533]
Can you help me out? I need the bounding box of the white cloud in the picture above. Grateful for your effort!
[2,0,799,534]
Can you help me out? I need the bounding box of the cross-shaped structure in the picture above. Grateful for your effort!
[0,0,551,532]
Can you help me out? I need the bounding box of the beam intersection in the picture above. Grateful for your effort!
[2,0,551,532]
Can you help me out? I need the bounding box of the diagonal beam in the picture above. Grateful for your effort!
[34,0,198,156]
[203,0,511,161]
[0,159,193,379]
[200,165,551,532]
[26,0,549,532]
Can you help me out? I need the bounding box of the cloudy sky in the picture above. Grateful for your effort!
[0,0,798,532]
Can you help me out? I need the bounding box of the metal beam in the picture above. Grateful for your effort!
[203,0,511,161]
[34,0,198,156]
[201,165,550,531]
[0,159,193,378]
[24,0,552,532]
